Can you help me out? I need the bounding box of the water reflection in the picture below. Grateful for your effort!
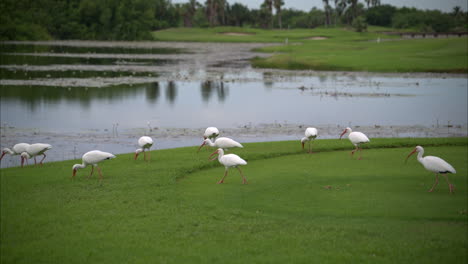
[165,81,177,104]
[200,81,229,103]
[146,82,160,104]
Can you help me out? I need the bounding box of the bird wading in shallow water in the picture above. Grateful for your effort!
[197,137,243,152]
[406,146,456,194]
[203,127,219,140]
[209,148,247,184]
[72,150,116,180]
[135,136,154,161]
[0,143,30,164]
[301,127,318,153]
[20,143,52,167]
[340,127,370,160]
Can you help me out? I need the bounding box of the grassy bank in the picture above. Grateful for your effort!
[152,27,468,73]
[1,137,467,263]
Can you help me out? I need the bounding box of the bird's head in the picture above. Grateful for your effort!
[197,139,208,153]
[0,150,7,161]
[20,152,30,167]
[134,149,142,160]
[209,148,223,161]
[300,137,307,149]
[339,127,351,139]
[405,146,423,163]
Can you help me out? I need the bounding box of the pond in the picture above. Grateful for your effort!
[1,41,467,168]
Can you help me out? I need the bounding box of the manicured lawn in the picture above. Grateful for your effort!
[152,26,468,73]
[1,137,467,263]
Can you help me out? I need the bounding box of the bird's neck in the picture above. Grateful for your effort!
[3,148,14,155]
[417,150,424,163]
[136,148,143,154]
[73,163,86,170]
[206,139,215,147]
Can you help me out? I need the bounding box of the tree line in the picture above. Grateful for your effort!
[0,0,466,41]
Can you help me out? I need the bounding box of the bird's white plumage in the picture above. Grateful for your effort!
[23,143,52,157]
[413,146,456,174]
[81,150,116,166]
[138,136,153,150]
[1,143,30,157]
[342,127,370,146]
[219,153,248,168]
[204,127,219,139]
[201,137,243,150]
[304,127,318,139]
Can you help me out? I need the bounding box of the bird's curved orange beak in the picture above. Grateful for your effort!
[134,153,139,160]
[21,156,25,167]
[405,148,417,163]
[72,169,77,177]
[209,150,219,161]
[339,129,347,139]
[197,141,206,153]
[301,142,305,149]
[0,151,6,161]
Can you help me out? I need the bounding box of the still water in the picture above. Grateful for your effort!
[1,75,467,131]
[0,41,467,167]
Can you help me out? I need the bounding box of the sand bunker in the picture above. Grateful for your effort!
[221,32,255,36]
[307,36,328,40]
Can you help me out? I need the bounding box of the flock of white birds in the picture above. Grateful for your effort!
[0,126,456,192]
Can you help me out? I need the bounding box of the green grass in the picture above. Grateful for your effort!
[1,137,467,263]
[153,26,468,73]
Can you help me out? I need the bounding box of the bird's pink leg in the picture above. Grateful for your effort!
[350,146,358,157]
[237,167,247,184]
[217,170,228,184]
[39,153,46,166]
[428,173,439,192]
[88,166,94,178]
[143,151,147,161]
[34,157,37,166]
[308,142,313,154]
[358,147,363,160]
[442,173,454,194]
[97,167,103,180]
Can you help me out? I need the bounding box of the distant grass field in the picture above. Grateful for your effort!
[1,137,467,263]
[152,26,468,73]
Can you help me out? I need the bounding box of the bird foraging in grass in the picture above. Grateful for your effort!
[406,146,456,194]
[72,150,116,180]
[209,148,247,184]
[339,127,370,160]
[301,127,318,153]
[135,136,154,161]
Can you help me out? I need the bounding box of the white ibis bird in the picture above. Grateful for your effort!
[20,143,52,167]
[0,143,30,163]
[209,148,248,184]
[204,127,219,140]
[198,137,243,152]
[135,136,154,161]
[301,127,318,153]
[72,150,116,180]
[339,127,370,160]
[406,146,456,194]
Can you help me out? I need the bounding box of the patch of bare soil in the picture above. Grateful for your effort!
[221,32,255,36]
[307,36,328,40]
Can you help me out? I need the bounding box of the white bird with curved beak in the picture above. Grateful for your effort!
[339,127,370,160]
[301,127,318,153]
[72,150,116,180]
[135,136,153,161]
[406,146,456,194]
[209,148,248,184]
[1,143,30,164]
[197,137,243,152]
[204,127,219,140]
[20,143,52,167]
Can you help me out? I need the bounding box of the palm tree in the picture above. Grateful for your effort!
[323,0,331,26]
[273,0,284,29]
[263,0,273,28]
